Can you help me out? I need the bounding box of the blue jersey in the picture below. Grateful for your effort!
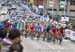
[0,23,4,28]
[12,23,17,29]
[35,25,41,31]
[43,27,47,32]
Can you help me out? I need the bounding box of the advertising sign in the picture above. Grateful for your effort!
[70,31,75,41]
[61,17,69,21]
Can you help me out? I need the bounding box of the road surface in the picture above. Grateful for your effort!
[21,36,75,52]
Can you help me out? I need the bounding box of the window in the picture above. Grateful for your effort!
[48,9,56,11]
[48,9,57,15]
[59,9,67,15]
[40,0,43,1]
[70,0,75,5]
[59,0,67,8]
[59,8,67,11]
[70,10,75,16]
[60,0,65,1]
[70,10,75,12]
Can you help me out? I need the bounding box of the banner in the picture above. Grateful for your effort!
[70,31,75,41]
[65,29,71,38]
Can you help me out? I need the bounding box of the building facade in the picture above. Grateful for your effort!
[47,0,75,16]
[28,0,75,16]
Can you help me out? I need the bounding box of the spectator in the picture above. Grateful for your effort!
[0,28,7,52]
[1,29,23,52]
[0,28,7,40]
[8,43,23,52]
[3,29,21,45]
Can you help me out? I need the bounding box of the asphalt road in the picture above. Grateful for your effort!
[21,36,75,52]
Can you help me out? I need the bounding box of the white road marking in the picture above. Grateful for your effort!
[48,45,56,50]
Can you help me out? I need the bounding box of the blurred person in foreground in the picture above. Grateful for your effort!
[3,29,22,45]
[3,29,23,52]
[8,43,23,52]
[0,28,7,52]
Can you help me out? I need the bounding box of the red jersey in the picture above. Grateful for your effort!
[30,25,35,31]
[50,28,58,35]
[59,26,65,35]
[7,23,12,29]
